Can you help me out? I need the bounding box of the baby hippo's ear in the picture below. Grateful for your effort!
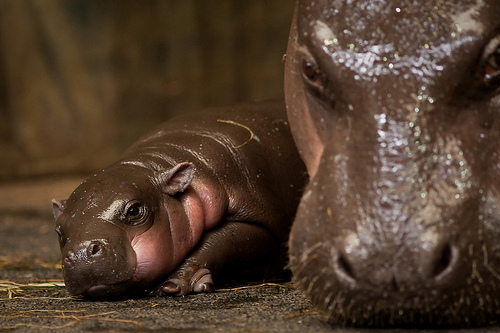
[52,199,67,219]
[158,162,195,196]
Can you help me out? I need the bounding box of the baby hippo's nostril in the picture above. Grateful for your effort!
[65,250,75,265]
[87,241,103,258]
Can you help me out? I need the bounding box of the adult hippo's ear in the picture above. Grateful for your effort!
[51,199,67,219]
[157,162,195,196]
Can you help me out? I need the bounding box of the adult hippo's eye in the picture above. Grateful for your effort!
[481,35,500,90]
[302,59,326,90]
[124,201,148,225]
[300,57,336,108]
[485,48,500,75]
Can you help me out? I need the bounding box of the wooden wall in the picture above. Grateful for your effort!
[0,0,295,180]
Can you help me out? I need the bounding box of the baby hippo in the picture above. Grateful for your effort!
[52,102,307,298]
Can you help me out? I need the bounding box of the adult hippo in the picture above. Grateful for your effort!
[285,0,500,327]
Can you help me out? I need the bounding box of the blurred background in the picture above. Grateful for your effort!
[0,0,295,181]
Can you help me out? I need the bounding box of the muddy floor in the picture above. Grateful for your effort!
[0,178,499,332]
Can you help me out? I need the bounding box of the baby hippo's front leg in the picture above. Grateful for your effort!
[151,221,287,296]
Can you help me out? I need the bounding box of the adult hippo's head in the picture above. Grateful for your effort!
[285,0,500,327]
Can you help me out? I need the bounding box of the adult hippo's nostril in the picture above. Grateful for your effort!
[430,243,457,280]
[335,252,356,282]
[330,238,460,294]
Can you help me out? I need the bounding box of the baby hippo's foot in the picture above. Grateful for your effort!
[151,267,215,296]
[163,268,214,295]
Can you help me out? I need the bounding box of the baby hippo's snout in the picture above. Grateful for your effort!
[332,232,460,293]
[87,240,104,258]
[64,240,108,267]
[62,238,137,297]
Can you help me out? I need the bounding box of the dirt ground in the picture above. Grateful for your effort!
[1,178,500,332]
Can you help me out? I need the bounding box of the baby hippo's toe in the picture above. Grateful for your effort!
[155,268,215,296]
[191,268,215,293]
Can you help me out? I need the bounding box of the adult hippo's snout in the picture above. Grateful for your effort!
[285,0,500,327]
[289,110,495,326]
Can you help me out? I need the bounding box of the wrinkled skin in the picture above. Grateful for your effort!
[53,103,306,299]
[285,0,500,328]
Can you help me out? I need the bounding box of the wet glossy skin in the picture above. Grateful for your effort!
[285,0,500,327]
[53,103,306,299]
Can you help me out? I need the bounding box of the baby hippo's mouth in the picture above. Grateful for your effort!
[74,265,153,299]
[63,266,139,298]
[82,281,141,299]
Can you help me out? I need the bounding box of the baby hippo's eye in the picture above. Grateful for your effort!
[127,204,141,217]
[124,201,148,225]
